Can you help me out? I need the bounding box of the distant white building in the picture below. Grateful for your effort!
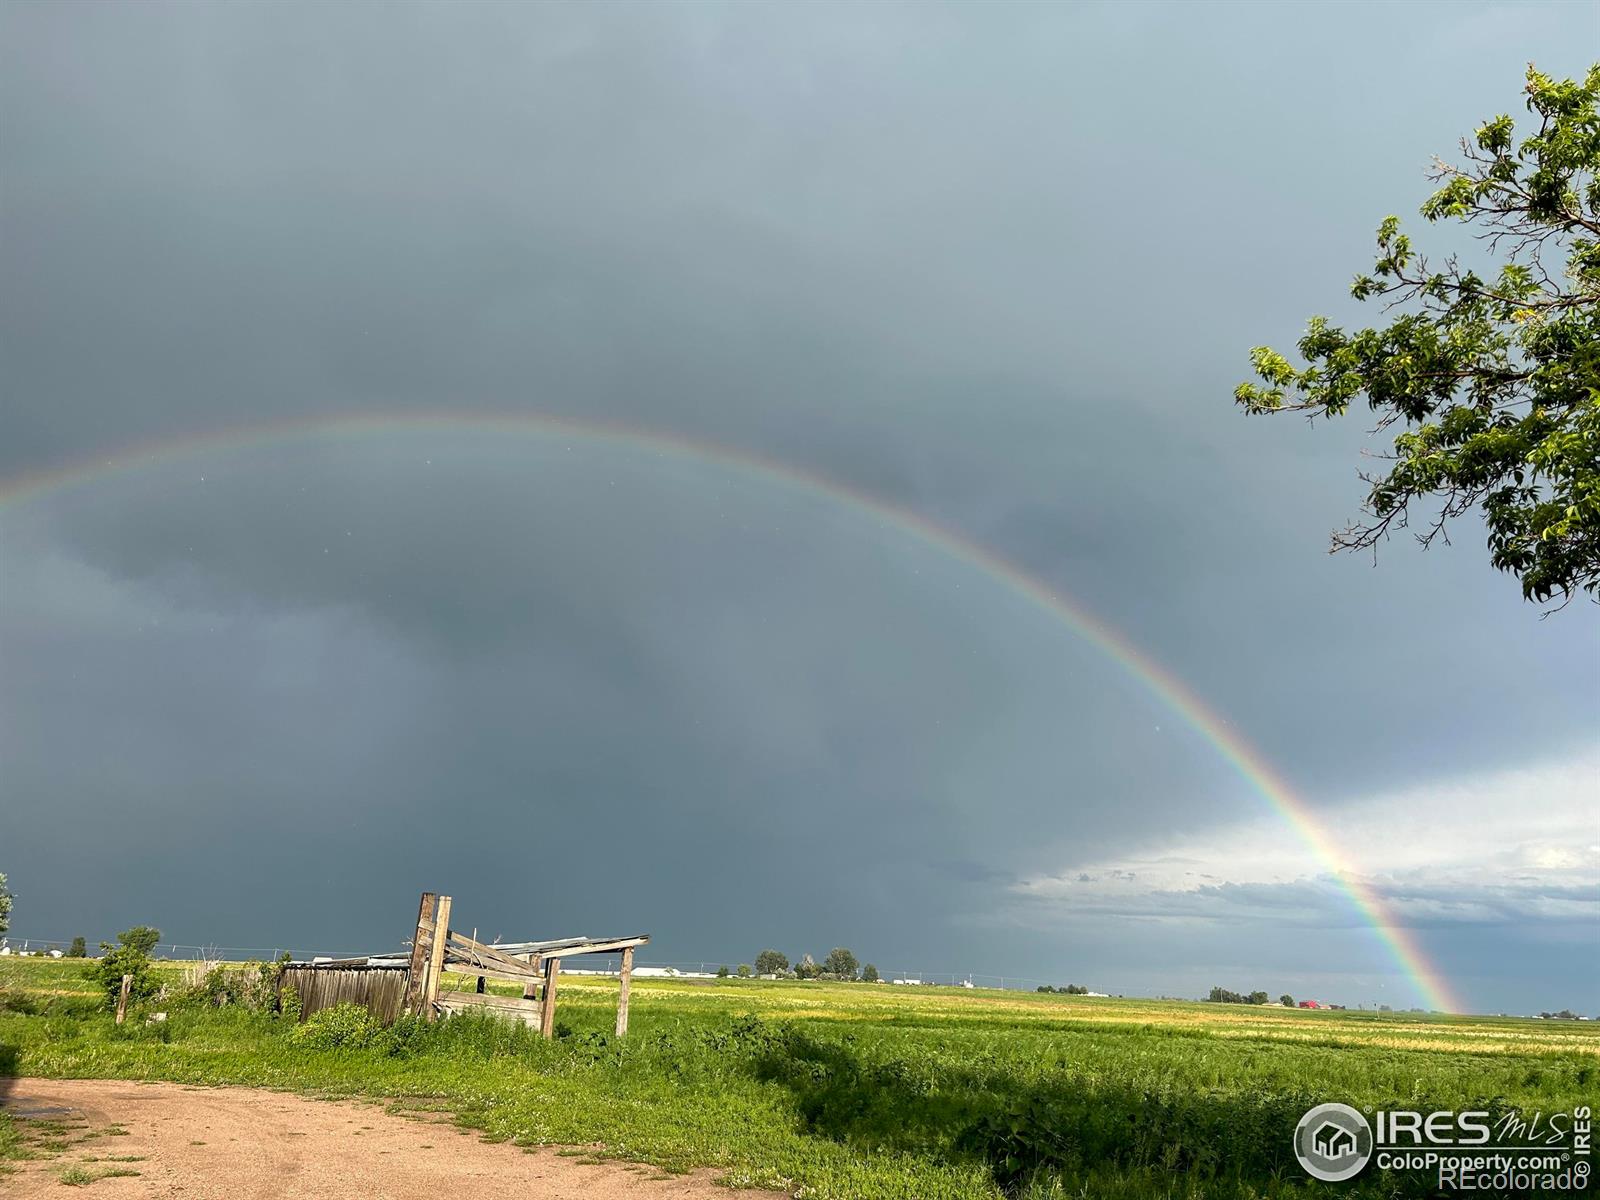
[892,978,921,986]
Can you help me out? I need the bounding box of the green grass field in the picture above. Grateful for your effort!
[2,957,1595,1198]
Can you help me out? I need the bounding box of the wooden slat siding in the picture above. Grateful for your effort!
[540,957,561,1038]
[423,894,451,1022]
[522,954,540,1001]
[435,991,542,1029]
[401,891,437,1015]
[616,946,634,1038]
[282,966,409,1025]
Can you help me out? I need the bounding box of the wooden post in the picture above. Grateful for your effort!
[402,892,437,1016]
[540,957,560,1038]
[423,894,452,1021]
[522,955,540,1001]
[115,974,132,1025]
[615,946,634,1038]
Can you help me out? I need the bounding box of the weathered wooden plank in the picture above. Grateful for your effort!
[616,946,634,1038]
[540,957,560,1038]
[490,935,650,957]
[435,991,542,1028]
[115,974,131,1025]
[438,963,544,986]
[522,954,540,1001]
[423,894,451,1022]
[445,932,541,976]
[402,891,437,1015]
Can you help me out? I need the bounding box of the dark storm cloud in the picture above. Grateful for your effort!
[2,1,1595,1013]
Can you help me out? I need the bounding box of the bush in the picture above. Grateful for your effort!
[88,927,162,1011]
[185,955,290,1012]
[291,1003,387,1050]
[716,964,730,978]
[736,964,752,978]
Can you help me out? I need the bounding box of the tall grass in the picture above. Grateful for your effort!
[1,959,1594,1199]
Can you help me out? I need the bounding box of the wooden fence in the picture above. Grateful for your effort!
[281,963,408,1023]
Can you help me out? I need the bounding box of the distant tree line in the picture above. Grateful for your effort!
[1206,986,1274,1005]
[1036,984,1091,994]
[731,948,877,982]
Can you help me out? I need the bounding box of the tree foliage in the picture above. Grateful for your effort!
[823,947,859,980]
[0,873,9,936]
[90,926,163,1010]
[861,963,880,983]
[1237,64,1600,605]
[754,949,788,976]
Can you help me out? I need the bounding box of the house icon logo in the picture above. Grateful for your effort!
[1294,1103,1373,1181]
[1314,1121,1356,1158]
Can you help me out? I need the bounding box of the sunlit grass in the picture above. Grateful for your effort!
[2,958,1595,1199]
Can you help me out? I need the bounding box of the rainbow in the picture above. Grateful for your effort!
[0,411,1463,1013]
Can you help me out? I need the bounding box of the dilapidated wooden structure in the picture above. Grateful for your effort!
[280,892,649,1038]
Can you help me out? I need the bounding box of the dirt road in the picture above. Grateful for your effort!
[3,1078,750,1198]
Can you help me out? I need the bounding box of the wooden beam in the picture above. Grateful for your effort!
[401,891,437,1015]
[540,956,560,1038]
[489,934,650,957]
[615,946,634,1038]
[436,963,542,986]
[522,954,540,1001]
[446,932,542,976]
[423,894,452,1021]
[115,974,132,1026]
[434,991,542,1029]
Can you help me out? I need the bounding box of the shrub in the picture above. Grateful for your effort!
[184,956,289,1012]
[89,927,162,1011]
[291,1003,386,1050]
[736,964,752,978]
[716,965,730,978]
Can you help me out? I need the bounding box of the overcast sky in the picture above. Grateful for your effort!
[2,1,1594,1014]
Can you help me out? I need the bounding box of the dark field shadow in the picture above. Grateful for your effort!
[0,1041,20,1108]
[751,1028,1446,1198]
